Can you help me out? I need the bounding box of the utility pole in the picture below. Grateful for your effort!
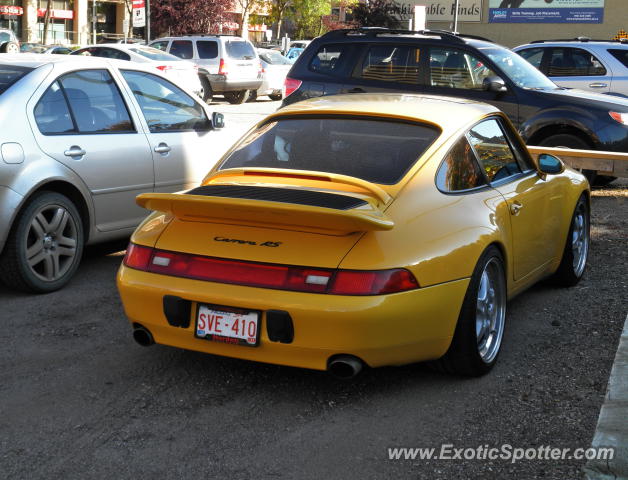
[145,0,150,42]
[452,0,460,33]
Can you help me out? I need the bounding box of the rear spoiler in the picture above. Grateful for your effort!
[136,192,394,235]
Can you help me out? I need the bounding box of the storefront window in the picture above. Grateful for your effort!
[37,0,74,44]
[0,0,23,39]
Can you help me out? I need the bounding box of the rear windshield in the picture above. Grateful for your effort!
[130,47,181,61]
[259,50,292,65]
[219,117,440,184]
[0,65,33,95]
[225,40,256,60]
[608,49,628,68]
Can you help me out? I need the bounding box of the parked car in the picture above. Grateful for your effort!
[285,47,304,63]
[117,93,590,378]
[149,35,262,104]
[513,38,628,97]
[20,43,73,55]
[0,55,224,293]
[0,28,19,53]
[254,48,292,101]
[71,44,203,97]
[282,28,628,184]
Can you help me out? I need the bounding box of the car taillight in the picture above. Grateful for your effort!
[218,58,228,75]
[122,243,419,295]
[156,65,172,72]
[259,62,264,75]
[609,111,628,125]
[123,243,153,270]
[283,77,302,98]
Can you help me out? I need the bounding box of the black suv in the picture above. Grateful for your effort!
[283,28,628,183]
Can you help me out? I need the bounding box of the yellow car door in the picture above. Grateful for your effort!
[467,117,560,281]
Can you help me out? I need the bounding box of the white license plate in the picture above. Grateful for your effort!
[195,304,259,347]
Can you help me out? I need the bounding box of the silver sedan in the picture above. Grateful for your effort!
[0,55,224,292]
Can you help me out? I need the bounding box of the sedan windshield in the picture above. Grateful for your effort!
[480,47,557,90]
[219,117,440,184]
[0,65,33,95]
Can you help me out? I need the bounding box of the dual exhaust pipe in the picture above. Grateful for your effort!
[131,326,363,379]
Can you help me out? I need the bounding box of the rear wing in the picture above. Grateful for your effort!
[527,146,628,178]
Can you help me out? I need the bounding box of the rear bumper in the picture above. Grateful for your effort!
[206,74,263,92]
[117,265,469,371]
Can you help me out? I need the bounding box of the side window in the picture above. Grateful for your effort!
[548,48,606,76]
[197,41,218,59]
[608,49,628,68]
[467,118,521,183]
[59,70,134,133]
[430,48,496,90]
[150,41,169,52]
[309,43,351,76]
[34,81,74,134]
[357,45,422,85]
[121,70,211,132]
[436,135,487,192]
[517,47,545,70]
[169,40,194,59]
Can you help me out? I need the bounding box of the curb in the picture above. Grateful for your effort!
[584,313,628,480]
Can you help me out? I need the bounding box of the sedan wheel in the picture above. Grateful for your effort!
[0,191,84,293]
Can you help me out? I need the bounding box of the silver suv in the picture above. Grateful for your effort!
[514,38,628,96]
[0,28,19,53]
[149,35,262,104]
[0,55,224,293]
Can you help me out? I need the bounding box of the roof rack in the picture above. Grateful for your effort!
[530,37,628,44]
[321,28,491,44]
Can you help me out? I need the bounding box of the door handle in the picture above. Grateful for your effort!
[64,146,86,157]
[347,88,365,93]
[154,143,171,154]
[588,82,608,88]
[510,201,523,216]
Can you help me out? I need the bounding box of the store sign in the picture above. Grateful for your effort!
[0,5,23,15]
[133,0,145,28]
[394,0,483,23]
[37,8,74,20]
[489,0,604,23]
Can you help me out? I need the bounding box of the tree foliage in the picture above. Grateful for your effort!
[289,0,332,39]
[351,0,400,28]
[151,0,235,37]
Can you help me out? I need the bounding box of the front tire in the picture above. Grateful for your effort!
[551,194,589,287]
[199,77,213,103]
[0,41,19,53]
[224,90,249,104]
[0,191,84,293]
[434,246,507,376]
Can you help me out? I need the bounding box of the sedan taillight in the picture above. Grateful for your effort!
[123,243,419,295]
[155,65,172,72]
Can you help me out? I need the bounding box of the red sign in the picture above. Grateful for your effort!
[37,8,74,20]
[132,0,145,8]
[0,5,23,15]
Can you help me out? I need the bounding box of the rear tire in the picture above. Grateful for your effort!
[433,246,507,376]
[0,191,84,293]
[551,194,589,287]
[539,134,597,184]
[247,90,258,102]
[269,92,283,101]
[0,41,19,53]
[224,90,249,104]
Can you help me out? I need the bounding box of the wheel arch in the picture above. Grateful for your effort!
[526,124,596,149]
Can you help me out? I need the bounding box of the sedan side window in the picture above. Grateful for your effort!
[59,70,134,133]
[121,70,211,132]
[436,136,487,192]
[34,81,74,134]
[467,118,521,183]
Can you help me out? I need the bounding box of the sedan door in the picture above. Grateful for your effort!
[29,68,155,232]
[119,69,219,193]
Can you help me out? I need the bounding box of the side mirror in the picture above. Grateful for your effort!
[482,76,507,93]
[211,112,225,129]
[537,153,564,175]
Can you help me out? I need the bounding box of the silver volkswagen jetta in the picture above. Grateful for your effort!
[0,55,224,293]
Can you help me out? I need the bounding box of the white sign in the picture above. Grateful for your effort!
[133,0,145,28]
[414,5,427,29]
[396,0,483,23]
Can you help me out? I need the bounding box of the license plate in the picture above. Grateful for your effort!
[195,304,260,347]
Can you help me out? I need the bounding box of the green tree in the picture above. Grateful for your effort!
[290,0,331,38]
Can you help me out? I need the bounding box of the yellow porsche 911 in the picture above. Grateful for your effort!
[117,94,590,377]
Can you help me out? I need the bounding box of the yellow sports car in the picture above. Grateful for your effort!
[117,94,590,377]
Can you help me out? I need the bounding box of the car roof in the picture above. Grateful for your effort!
[272,93,498,131]
[0,53,159,71]
[515,39,628,49]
